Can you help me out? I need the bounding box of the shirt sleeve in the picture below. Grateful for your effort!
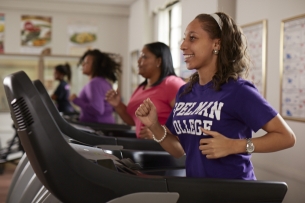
[165,84,185,135]
[73,80,106,115]
[164,76,186,104]
[233,81,278,132]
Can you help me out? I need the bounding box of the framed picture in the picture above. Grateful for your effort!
[280,14,305,122]
[20,15,52,54]
[241,20,267,97]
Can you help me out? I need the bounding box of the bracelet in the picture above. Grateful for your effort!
[152,125,167,143]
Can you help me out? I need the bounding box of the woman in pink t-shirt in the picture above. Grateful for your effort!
[105,42,185,138]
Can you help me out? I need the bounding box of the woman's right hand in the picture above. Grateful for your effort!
[135,98,158,128]
[69,94,77,101]
[105,89,121,107]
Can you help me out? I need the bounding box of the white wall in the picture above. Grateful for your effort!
[0,0,129,55]
[180,0,236,39]
[127,0,154,99]
[180,0,218,34]
[236,1,305,202]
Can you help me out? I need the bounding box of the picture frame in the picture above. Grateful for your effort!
[241,20,267,97]
[280,14,305,122]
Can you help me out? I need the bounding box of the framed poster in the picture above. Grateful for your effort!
[20,15,52,54]
[280,14,305,122]
[241,20,267,97]
[0,14,4,53]
[67,19,98,56]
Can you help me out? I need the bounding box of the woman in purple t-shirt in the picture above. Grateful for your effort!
[70,49,121,124]
[135,12,296,179]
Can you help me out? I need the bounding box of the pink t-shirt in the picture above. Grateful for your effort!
[127,75,185,138]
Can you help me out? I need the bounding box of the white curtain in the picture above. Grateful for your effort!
[157,9,169,45]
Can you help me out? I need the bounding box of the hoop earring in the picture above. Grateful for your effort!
[213,49,219,55]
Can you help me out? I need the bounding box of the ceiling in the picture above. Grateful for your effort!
[22,0,137,6]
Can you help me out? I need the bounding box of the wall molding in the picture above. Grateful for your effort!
[0,0,130,17]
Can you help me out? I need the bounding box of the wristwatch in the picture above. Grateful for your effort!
[246,138,255,154]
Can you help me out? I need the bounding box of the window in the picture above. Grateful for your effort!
[157,1,181,76]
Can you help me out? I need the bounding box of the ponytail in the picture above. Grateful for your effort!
[55,63,72,82]
[64,63,72,82]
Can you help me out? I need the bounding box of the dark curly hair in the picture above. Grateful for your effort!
[78,49,121,82]
[182,12,250,95]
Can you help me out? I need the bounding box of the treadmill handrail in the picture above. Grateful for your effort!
[33,79,165,151]
[4,71,288,203]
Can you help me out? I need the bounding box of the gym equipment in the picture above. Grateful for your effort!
[33,79,165,151]
[4,71,288,203]
[5,71,185,202]
[0,124,24,174]
[33,78,186,175]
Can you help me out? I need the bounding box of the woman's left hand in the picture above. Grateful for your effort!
[139,126,153,140]
[69,94,77,101]
[199,128,235,159]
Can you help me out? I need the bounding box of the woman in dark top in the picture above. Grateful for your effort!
[51,63,74,113]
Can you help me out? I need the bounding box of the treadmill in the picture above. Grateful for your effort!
[5,71,185,203]
[35,76,186,173]
[33,78,186,176]
[33,79,166,151]
[3,71,288,203]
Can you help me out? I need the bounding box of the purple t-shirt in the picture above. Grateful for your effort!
[73,77,115,124]
[166,78,277,180]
